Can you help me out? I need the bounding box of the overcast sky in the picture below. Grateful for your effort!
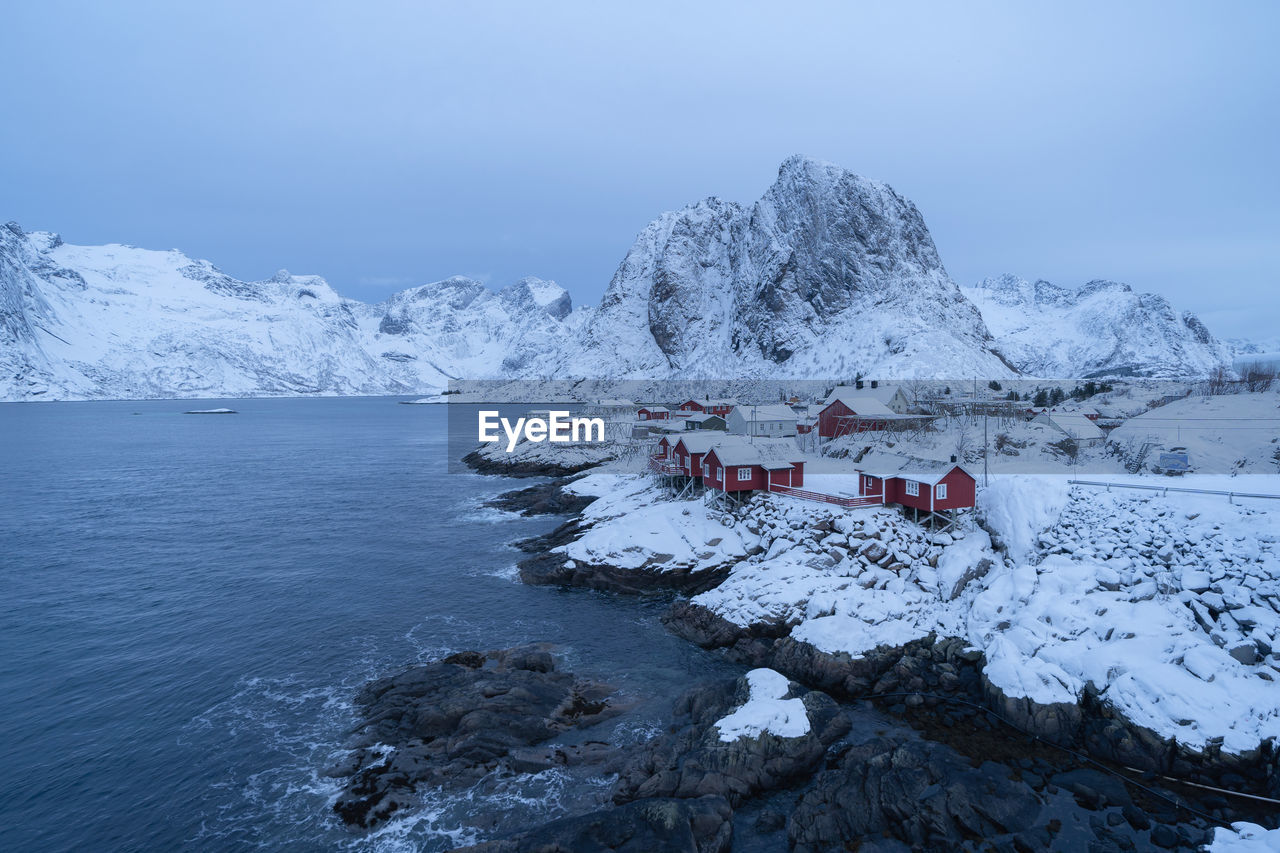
[2,1,1276,339]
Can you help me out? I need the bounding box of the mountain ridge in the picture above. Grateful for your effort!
[0,158,1234,401]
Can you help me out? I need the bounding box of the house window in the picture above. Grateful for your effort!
[864,476,873,491]
[905,480,920,497]
[703,463,710,478]
[737,467,752,482]
[936,483,947,499]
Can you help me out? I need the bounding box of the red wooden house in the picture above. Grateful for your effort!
[817,394,897,438]
[700,439,806,494]
[853,452,976,521]
[678,398,736,417]
[670,432,723,479]
[637,405,670,421]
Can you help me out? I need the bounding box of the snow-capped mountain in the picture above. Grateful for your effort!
[1227,337,1280,370]
[564,156,1016,379]
[0,221,579,400]
[962,274,1231,379]
[1,156,1236,401]
[358,274,583,385]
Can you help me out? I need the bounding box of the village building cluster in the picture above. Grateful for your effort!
[616,378,1212,529]
[633,382,982,529]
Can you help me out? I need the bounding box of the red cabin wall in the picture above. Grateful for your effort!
[723,464,767,492]
[895,479,931,511]
[817,400,885,438]
[887,468,976,511]
[818,400,852,438]
[933,468,976,510]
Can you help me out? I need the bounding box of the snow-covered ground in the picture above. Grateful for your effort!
[1108,391,1280,474]
[555,474,748,574]
[553,470,1280,754]
[718,479,1280,751]
[1210,822,1280,852]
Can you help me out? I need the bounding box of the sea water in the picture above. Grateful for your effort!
[0,398,738,852]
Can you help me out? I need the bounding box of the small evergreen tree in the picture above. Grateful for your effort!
[988,380,1002,391]
[1032,388,1049,408]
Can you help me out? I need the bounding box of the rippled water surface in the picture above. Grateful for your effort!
[0,398,738,852]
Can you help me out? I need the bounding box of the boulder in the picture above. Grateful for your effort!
[331,645,618,829]
[456,795,733,853]
[613,674,850,808]
[788,737,1043,851]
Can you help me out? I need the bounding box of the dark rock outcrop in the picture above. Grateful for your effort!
[330,645,618,829]
[788,737,1044,852]
[485,477,597,517]
[454,795,733,853]
[462,449,603,478]
[519,551,732,596]
[613,675,851,807]
[664,601,1280,814]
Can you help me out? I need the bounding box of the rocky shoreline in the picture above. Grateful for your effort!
[664,601,1280,824]
[462,449,609,479]
[337,456,1280,850]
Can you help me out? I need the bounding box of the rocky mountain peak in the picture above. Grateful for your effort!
[501,276,572,320]
[567,156,1007,378]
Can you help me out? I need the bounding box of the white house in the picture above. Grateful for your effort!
[726,404,799,437]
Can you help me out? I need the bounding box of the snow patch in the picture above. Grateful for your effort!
[714,669,811,742]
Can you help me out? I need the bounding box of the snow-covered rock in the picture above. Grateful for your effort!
[1210,821,1280,852]
[564,156,1015,380]
[714,668,811,741]
[556,477,747,574]
[687,478,1280,754]
[963,273,1231,379]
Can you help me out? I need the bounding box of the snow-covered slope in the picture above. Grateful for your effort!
[564,156,1016,379]
[0,222,578,400]
[2,156,1239,401]
[353,275,579,387]
[963,274,1230,379]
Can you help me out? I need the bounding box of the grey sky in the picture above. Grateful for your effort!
[3,1,1276,340]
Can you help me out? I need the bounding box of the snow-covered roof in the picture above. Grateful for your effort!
[684,412,724,424]
[823,394,897,417]
[1039,411,1105,440]
[639,405,669,412]
[683,397,736,406]
[674,432,727,454]
[854,451,973,485]
[707,437,802,467]
[825,384,905,405]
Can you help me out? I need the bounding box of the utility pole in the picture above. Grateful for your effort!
[983,413,989,487]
